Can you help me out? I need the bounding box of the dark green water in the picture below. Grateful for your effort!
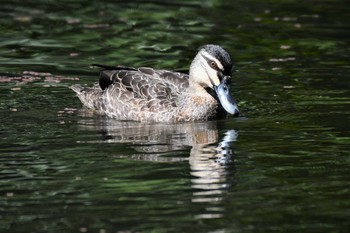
[1,0,349,232]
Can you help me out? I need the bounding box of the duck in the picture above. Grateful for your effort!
[70,44,240,122]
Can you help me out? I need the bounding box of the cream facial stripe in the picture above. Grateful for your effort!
[200,50,224,71]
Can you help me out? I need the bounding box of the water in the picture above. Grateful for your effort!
[1,0,349,232]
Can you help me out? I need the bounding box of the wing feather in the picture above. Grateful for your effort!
[98,66,189,112]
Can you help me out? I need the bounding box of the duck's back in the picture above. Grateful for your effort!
[71,66,190,122]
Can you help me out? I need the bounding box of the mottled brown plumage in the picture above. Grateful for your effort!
[71,45,239,122]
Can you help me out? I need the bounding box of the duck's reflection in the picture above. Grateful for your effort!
[77,109,238,218]
[190,130,237,205]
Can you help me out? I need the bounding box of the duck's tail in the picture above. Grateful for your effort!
[70,84,103,111]
[70,84,85,94]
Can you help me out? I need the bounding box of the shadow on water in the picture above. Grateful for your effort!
[77,109,238,208]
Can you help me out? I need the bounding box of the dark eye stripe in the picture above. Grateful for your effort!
[209,60,218,69]
[201,53,223,71]
[202,54,219,70]
[200,50,232,78]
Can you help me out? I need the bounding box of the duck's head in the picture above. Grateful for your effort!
[189,44,240,117]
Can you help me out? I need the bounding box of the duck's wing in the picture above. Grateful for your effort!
[94,64,188,90]
[97,65,189,112]
[92,64,138,90]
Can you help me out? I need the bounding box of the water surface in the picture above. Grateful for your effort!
[0,0,349,232]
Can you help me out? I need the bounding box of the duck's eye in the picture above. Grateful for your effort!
[209,61,217,69]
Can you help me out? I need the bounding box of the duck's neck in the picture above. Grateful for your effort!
[188,81,210,98]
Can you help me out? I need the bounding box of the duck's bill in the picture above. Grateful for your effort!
[214,79,240,116]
